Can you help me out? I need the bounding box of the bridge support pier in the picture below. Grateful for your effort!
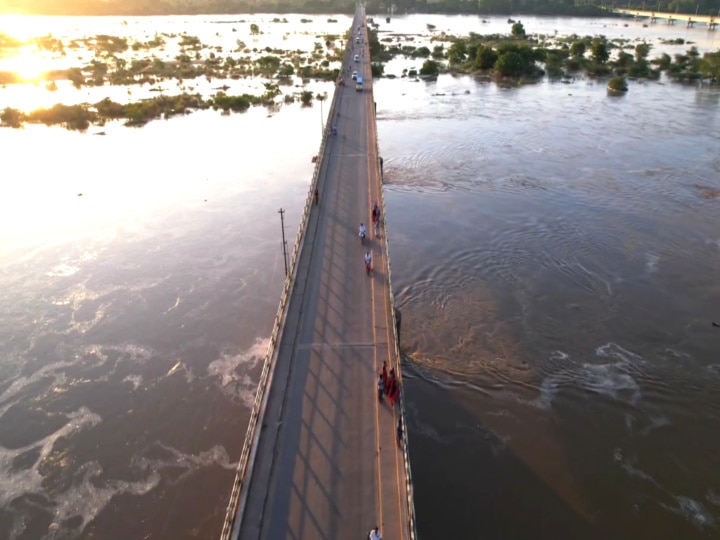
[687,19,694,27]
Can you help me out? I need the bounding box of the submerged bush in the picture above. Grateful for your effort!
[300,90,313,106]
[27,104,95,130]
[608,76,628,92]
[1,107,24,128]
[211,94,252,112]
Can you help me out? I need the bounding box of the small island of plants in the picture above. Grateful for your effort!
[366,22,720,88]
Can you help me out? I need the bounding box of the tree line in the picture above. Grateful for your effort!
[3,0,720,17]
[0,0,354,16]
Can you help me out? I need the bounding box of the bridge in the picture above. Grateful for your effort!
[614,7,719,28]
[220,7,418,540]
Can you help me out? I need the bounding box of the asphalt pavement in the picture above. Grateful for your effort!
[234,13,411,540]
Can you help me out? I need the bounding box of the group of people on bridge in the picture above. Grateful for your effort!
[377,360,401,408]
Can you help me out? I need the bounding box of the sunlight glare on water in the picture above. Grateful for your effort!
[1,10,720,540]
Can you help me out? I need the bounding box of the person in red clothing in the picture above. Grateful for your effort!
[386,368,395,396]
[389,380,400,406]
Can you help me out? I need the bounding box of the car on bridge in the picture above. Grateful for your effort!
[354,54,360,63]
[352,71,358,80]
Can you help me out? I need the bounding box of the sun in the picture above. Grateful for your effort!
[3,49,51,82]
[0,15,56,82]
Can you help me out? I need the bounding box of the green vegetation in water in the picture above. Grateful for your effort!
[607,76,628,93]
[0,83,309,130]
[0,29,344,88]
[419,60,440,77]
[661,47,720,82]
[368,25,720,87]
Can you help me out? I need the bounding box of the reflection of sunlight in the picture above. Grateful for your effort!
[0,103,319,259]
[1,49,53,82]
[0,15,45,40]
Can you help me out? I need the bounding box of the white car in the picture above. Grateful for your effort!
[352,71,358,80]
[354,54,359,63]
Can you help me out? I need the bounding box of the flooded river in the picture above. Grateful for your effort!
[1,12,720,540]
[376,19,720,539]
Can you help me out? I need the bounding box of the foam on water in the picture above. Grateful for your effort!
[0,402,236,538]
[0,407,102,509]
[121,374,143,390]
[536,342,643,408]
[619,459,663,490]
[645,253,660,273]
[133,442,236,486]
[706,364,720,376]
[706,489,720,507]
[46,264,80,278]
[615,448,720,531]
[548,350,571,363]
[579,363,642,405]
[661,496,717,530]
[45,461,161,539]
[639,415,671,436]
[0,359,76,411]
[206,337,269,406]
[595,342,643,364]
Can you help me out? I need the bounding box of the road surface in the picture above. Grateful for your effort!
[234,13,412,540]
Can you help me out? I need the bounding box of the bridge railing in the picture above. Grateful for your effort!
[366,31,420,540]
[219,28,354,540]
[378,166,420,540]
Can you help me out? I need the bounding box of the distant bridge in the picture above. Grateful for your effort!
[614,8,720,28]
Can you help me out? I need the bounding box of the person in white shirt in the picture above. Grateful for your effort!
[369,526,381,540]
[364,251,372,275]
[359,223,367,243]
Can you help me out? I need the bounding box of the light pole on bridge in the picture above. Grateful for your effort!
[278,208,288,277]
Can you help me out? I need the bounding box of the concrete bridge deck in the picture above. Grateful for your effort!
[225,10,415,540]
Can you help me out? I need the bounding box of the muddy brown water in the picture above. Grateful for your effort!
[1,13,720,540]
